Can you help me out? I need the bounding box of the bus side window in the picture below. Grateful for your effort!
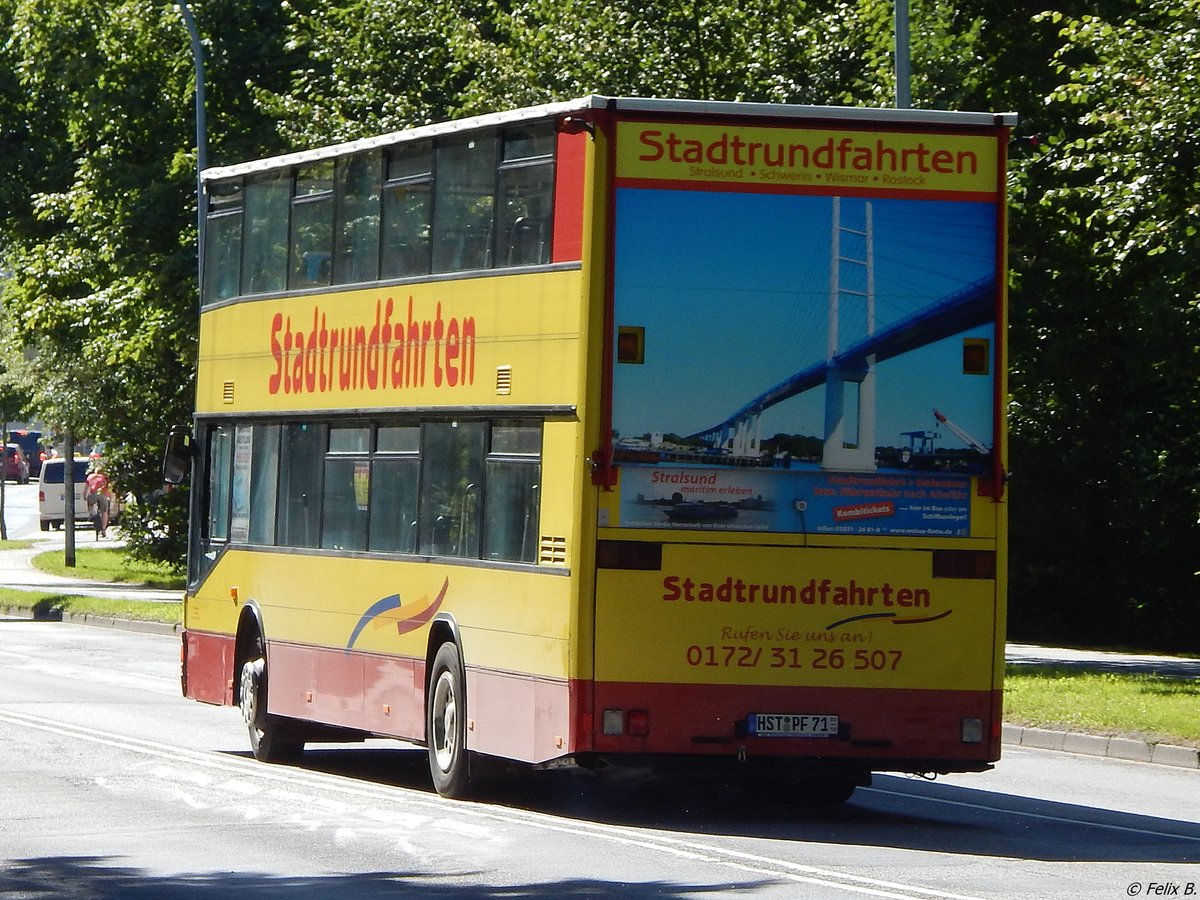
[321,425,370,551]
[432,134,497,274]
[242,173,289,295]
[334,151,382,285]
[382,141,433,280]
[419,421,486,558]
[370,425,420,553]
[276,423,326,549]
[289,162,334,290]
[497,124,553,268]
[203,180,243,304]
[248,424,280,545]
[206,425,234,544]
[483,423,541,562]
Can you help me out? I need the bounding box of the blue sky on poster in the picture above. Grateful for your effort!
[612,188,998,451]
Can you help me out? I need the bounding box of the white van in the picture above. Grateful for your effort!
[38,458,94,531]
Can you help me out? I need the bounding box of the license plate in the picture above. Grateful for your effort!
[749,713,839,737]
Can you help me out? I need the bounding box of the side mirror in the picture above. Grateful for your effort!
[162,424,193,485]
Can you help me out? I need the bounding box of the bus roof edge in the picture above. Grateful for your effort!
[202,95,1018,182]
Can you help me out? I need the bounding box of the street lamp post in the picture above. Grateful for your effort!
[175,0,208,293]
[895,0,911,109]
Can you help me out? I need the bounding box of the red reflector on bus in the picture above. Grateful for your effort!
[627,710,650,736]
[616,326,645,364]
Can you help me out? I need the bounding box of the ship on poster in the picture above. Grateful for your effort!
[618,464,971,537]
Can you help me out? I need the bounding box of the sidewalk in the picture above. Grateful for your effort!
[1007,642,1200,678]
[0,533,182,604]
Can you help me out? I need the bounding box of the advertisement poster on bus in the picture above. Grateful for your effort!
[610,120,1003,537]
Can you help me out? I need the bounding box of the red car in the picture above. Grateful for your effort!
[4,444,30,484]
[9,429,47,476]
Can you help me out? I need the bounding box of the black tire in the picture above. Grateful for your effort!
[806,777,859,804]
[239,654,304,763]
[427,641,471,798]
[740,768,862,806]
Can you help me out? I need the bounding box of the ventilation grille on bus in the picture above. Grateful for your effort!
[539,535,567,565]
[496,365,512,396]
[222,381,235,404]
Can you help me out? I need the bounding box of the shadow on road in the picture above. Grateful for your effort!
[0,855,738,899]
[250,745,1200,866]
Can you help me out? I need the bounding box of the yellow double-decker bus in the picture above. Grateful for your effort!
[170,96,1014,801]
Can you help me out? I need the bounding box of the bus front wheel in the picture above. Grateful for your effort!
[427,641,471,798]
[239,656,304,764]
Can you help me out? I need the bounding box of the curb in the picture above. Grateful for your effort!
[61,610,181,636]
[1,605,180,636]
[1002,723,1199,771]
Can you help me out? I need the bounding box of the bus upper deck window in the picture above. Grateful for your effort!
[334,151,382,286]
[290,162,335,289]
[203,180,243,305]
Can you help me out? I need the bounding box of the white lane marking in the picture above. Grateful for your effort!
[0,706,1041,899]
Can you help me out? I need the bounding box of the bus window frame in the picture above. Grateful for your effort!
[201,119,563,307]
[189,416,545,578]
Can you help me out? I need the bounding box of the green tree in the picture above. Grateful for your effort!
[0,0,295,567]
[255,0,502,144]
[262,0,990,141]
[0,327,35,541]
[1006,0,1200,651]
[480,0,987,109]
[0,1,200,558]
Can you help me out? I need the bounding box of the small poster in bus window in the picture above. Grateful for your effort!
[610,121,1001,538]
[230,426,253,542]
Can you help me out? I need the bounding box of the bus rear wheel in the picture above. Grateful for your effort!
[427,642,471,798]
[806,777,859,804]
[239,656,304,763]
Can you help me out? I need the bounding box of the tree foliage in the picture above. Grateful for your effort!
[0,0,294,566]
[1004,0,1200,650]
[259,0,990,140]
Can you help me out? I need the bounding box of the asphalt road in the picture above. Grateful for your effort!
[2,620,1199,898]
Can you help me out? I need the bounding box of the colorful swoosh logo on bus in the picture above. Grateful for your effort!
[346,578,449,649]
[825,610,952,630]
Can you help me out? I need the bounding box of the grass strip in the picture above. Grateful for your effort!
[0,588,181,625]
[1,542,182,625]
[31,546,184,589]
[1005,666,1200,748]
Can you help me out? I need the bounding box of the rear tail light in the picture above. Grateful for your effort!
[602,708,651,736]
[627,710,650,736]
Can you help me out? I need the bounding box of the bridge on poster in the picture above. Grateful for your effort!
[685,273,994,467]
